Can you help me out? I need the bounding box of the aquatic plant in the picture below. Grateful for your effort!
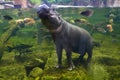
[88,63,109,80]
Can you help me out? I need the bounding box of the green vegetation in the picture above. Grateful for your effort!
[0,8,120,80]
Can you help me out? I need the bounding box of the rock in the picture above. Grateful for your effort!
[29,67,43,79]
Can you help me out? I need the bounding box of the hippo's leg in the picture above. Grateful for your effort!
[86,49,92,63]
[56,45,63,68]
[79,53,86,62]
[79,46,86,62]
[65,48,75,70]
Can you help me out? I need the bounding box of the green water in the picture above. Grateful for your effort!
[0,8,120,80]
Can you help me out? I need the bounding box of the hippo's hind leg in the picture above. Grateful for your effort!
[78,46,86,62]
[79,43,92,63]
[86,48,92,63]
[79,51,86,62]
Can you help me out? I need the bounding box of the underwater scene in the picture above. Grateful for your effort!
[0,7,120,80]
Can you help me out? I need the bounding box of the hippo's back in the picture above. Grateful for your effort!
[67,23,93,53]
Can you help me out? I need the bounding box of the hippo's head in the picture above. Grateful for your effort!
[37,4,62,30]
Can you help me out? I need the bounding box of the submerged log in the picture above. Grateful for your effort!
[0,21,25,60]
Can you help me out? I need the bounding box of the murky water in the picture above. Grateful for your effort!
[0,8,120,80]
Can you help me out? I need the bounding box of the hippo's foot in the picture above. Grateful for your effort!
[55,64,62,69]
[68,64,75,71]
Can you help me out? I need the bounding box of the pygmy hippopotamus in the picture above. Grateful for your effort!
[37,4,93,70]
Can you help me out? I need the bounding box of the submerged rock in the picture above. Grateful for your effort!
[25,58,45,76]
[29,67,43,80]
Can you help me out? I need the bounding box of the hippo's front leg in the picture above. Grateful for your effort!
[65,48,75,70]
[55,45,63,68]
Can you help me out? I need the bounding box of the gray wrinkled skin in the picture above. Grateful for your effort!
[37,8,93,70]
